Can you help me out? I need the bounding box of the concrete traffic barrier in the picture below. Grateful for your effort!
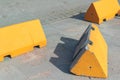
[85,0,120,24]
[70,24,108,78]
[0,19,47,61]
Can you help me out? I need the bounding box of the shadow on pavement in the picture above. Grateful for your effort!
[70,12,86,21]
[49,37,78,74]
[115,16,120,19]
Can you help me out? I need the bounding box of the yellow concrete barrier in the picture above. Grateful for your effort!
[118,10,120,15]
[70,24,108,78]
[0,19,47,61]
[85,0,120,24]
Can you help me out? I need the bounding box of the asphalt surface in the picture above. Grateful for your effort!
[0,0,120,80]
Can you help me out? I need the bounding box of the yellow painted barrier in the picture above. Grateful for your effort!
[0,19,47,61]
[70,24,108,78]
[118,10,120,15]
[85,0,120,24]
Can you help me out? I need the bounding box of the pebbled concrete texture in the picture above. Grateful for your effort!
[0,0,120,80]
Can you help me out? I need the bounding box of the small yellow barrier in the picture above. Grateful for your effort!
[0,19,47,61]
[85,0,120,24]
[70,24,108,78]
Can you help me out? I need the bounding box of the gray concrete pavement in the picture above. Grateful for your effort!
[0,0,120,80]
[0,0,95,27]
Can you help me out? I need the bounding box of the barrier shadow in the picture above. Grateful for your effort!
[49,37,78,74]
[70,12,86,21]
